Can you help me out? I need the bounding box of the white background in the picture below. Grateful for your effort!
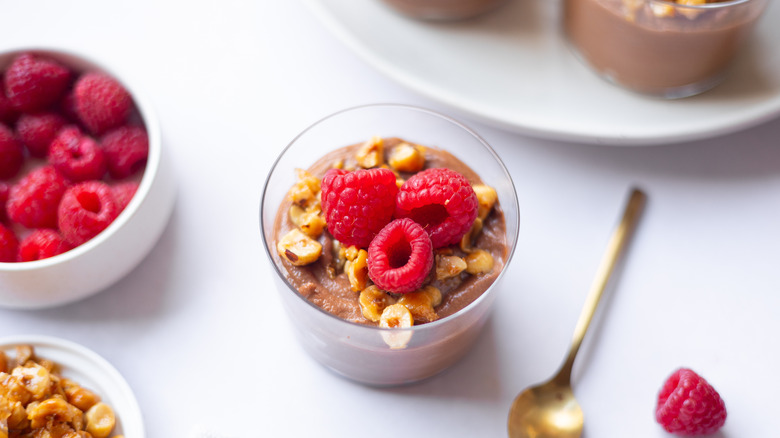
[1,1,778,437]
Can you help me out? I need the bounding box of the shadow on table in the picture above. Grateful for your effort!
[26,201,180,325]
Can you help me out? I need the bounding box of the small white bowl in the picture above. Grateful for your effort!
[0,334,145,437]
[0,47,176,309]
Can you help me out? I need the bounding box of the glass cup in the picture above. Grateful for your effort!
[563,0,768,98]
[379,0,510,21]
[259,104,519,386]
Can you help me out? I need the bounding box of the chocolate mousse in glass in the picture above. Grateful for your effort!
[380,0,509,20]
[260,104,518,386]
[563,0,768,98]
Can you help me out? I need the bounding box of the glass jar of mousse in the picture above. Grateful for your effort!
[380,0,510,21]
[260,104,519,386]
[563,0,768,98]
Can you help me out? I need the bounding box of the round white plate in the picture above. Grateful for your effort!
[304,0,780,145]
[0,335,145,437]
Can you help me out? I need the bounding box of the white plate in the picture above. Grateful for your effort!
[304,0,780,145]
[0,335,145,437]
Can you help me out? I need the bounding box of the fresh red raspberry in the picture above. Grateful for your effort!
[48,126,106,182]
[367,218,433,294]
[15,111,67,158]
[321,167,398,248]
[0,76,19,124]
[19,229,74,262]
[0,182,9,223]
[7,166,69,229]
[4,53,71,112]
[73,72,132,135]
[0,223,19,262]
[59,90,80,122]
[58,181,120,246]
[656,368,727,436]
[395,168,478,248]
[100,126,148,179]
[112,181,139,213]
[0,122,23,179]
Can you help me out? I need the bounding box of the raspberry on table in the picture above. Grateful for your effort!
[100,126,148,179]
[74,72,132,135]
[48,126,107,182]
[0,223,18,262]
[367,218,434,294]
[15,111,67,158]
[0,122,23,179]
[656,368,727,436]
[19,229,74,262]
[4,53,71,113]
[7,165,69,229]
[112,181,139,213]
[321,167,398,248]
[58,181,120,246]
[395,167,478,248]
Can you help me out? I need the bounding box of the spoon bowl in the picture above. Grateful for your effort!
[508,379,583,438]
[507,188,646,438]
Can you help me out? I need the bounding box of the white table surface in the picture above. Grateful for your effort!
[1,1,779,437]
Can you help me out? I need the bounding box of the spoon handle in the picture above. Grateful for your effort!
[555,187,647,384]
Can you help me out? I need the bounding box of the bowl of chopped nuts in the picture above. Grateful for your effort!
[0,47,175,309]
[260,104,519,386]
[0,335,144,437]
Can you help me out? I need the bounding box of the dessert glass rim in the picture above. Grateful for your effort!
[652,0,762,8]
[0,46,162,271]
[259,102,520,332]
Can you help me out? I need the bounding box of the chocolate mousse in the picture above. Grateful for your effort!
[272,137,507,326]
[380,0,508,21]
[563,0,767,97]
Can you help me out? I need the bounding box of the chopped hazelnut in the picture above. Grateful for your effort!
[277,229,322,266]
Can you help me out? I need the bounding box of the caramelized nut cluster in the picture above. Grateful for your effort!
[0,345,121,438]
[279,137,499,328]
[623,0,722,20]
[277,169,325,266]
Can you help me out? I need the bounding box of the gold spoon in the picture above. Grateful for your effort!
[508,188,647,438]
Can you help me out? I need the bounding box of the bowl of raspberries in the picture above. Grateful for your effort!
[0,48,175,309]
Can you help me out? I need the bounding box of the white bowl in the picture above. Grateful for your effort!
[0,334,145,437]
[0,47,176,309]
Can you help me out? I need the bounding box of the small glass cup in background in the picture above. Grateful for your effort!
[563,0,769,98]
[259,104,519,386]
[379,0,510,21]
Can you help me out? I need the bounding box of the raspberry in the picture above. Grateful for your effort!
[0,182,9,223]
[656,368,727,436]
[7,166,69,229]
[100,126,148,179]
[112,181,139,213]
[4,53,71,112]
[58,181,120,246]
[367,218,433,294]
[59,90,80,122]
[395,168,478,248]
[73,72,132,135]
[15,111,68,158]
[321,167,398,248]
[0,76,19,124]
[0,122,23,179]
[19,229,74,262]
[0,223,19,262]
[48,126,106,182]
